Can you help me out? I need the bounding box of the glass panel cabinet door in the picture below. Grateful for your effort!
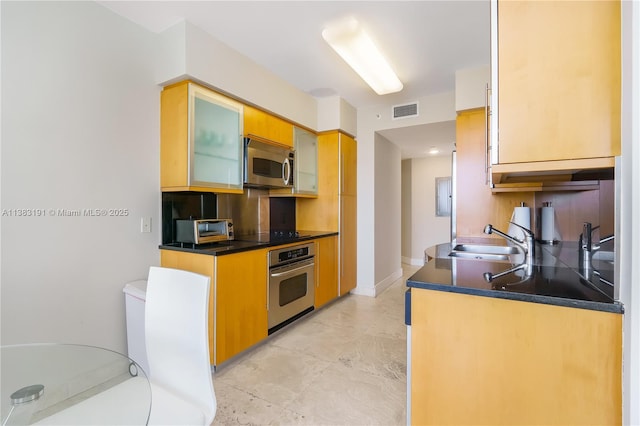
[294,127,318,195]
[190,85,244,190]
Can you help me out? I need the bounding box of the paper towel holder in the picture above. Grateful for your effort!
[538,201,560,245]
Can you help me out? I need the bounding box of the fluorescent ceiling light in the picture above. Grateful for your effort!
[322,18,403,95]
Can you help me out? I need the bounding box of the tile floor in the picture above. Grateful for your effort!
[211,264,421,426]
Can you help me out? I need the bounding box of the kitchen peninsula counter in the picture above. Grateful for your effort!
[159,231,338,256]
[407,241,623,425]
[410,241,622,314]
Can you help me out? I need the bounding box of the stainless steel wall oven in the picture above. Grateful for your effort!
[268,243,315,334]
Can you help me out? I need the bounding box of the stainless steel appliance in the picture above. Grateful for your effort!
[268,242,315,333]
[244,137,294,189]
[175,219,234,244]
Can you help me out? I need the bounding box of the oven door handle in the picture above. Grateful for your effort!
[270,263,314,278]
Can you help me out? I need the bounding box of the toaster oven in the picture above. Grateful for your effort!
[175,219,234,244]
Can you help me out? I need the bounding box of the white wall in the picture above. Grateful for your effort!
[372,133,402,294]
[405,156,451,265]
[455,65,490,112]
[1,2,160,353]
[356,92,456,294]
[317,95,357,136]
[157,20,318,132]
[401,160,413,263]
[620,0,640,422]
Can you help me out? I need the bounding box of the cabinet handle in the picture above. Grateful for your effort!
[484,83,491,185]
[340,152,345,194]
[340,202,344,279]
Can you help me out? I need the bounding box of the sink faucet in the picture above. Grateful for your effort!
[483,261,535,283]
[579,222,615,271]
[484,222,535,265]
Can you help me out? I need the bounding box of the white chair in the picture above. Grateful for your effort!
[144,266,216,425]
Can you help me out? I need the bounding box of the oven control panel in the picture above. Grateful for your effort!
[269,243,315,267]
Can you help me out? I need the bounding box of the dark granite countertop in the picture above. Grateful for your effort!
[159,231,338,256]
[407,241,623,315]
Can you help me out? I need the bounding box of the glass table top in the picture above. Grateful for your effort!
[1,343,151,425]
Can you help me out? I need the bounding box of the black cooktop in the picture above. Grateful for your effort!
[234,231,311,244]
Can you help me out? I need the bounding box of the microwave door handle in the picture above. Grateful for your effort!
[283,158,291,185]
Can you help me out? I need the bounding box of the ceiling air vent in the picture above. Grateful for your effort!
[392,102,419,120]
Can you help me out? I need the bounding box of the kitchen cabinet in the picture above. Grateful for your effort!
[293,127,318,196]
[214,248,268,364]
[456,108,534,241]
[161,81,244,194]
[457,108,614,242]
[315,236,338,308]
[490,0,620,184]
[160,248,268,366]
[243,105,294,147]
[297,131,357,295]
[410,288,622,424]
[339,194,357,295]
[340,133,357,196]
[269,126,318,197]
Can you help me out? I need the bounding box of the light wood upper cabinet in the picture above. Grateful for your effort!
[269,126,319,198]
[161,81,244,194]
[243,105,294,147]
[340,133,357,196]
[492,0,620,182]
[456,108,534,240]
[297,132,339,230]
[293,127,318,196]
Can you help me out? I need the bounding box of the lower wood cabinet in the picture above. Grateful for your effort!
[160,237,344,366]
[315,236,338,308]
[410,289,622,425]
[214,249,268,365]
[339,194,357,295]
[160,248,268,366]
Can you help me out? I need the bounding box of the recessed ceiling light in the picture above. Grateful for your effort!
[428,147,440,155]
[322,18,403,95]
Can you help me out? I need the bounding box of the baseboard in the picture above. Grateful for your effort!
[350,285,376,297]
[402,256,425,266]
[352,267,404,297]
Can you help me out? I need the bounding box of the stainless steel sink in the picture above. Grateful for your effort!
[592,250,615,264]
[448,244,521,261]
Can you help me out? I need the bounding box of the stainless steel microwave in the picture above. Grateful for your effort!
[244,137,294,189]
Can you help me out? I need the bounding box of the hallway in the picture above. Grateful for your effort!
[212,264,421,425]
